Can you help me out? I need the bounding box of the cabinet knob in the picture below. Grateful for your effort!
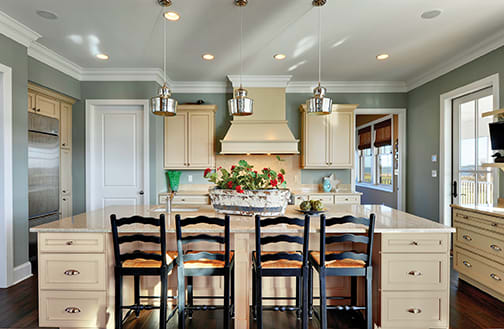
[62,190,67,193]
[37,108,41,112]
[64,307,81,314]
[410,241,419,246]
[407,308,422,314]
[490,244,502,252]
[491,223,498,227]
[66,240,73,245]
[32,108,37,112]
[62,143,66,146]
[63,198,67,201]
[462,235,472,241]
[462,260,472,268]
[490,273,502,281]
[408,270,422,277]
[64,269,80,276]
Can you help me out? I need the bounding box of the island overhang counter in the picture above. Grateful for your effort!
[31,204,455,329]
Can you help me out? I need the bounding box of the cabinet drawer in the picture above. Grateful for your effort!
[381,233,449,253]
[159,194,209,205]
[39,233,105,253]
[454,248,504,294]
[308,194,334,204]
[455,225,504,262]
[39,290,106,328]
[334,195,360,204]
[39,253,106,291]
[381,291,448,328]
[453,209,504,235]
[381,253,448,290]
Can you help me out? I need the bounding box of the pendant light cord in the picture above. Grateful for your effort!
[240,5,243,89]
[318,6,321,86]
[163,12,167,85]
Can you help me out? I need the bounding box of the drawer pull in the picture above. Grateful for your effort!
[407,308,422,314]
[490,273,502,281]
[408,270,423,277]
[463,261,472,268]
[491,223,498,227]
[460,215,469,219]
[410,241,419,246]
[66,241,74,245]
[490,244,502,252]
[64,269,80,276]
[64,307,81,314]
[462,235,472,241]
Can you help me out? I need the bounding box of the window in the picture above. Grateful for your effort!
[356,117,395,190]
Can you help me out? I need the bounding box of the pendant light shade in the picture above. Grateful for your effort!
[228,0,253,116]
[151,84,177,116]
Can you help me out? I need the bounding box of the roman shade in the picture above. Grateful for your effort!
[358,126,371,150]
[374,119,392,147]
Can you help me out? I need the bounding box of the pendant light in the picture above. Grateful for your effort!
[228,0,253,116]
[306,0,332,115]
[151,0,178,116]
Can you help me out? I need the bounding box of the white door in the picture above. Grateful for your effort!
[88,104,145,210]
[453,87,497,208]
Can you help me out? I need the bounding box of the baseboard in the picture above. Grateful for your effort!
[11,261,32,286]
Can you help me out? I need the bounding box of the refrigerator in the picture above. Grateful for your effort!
[28,112,60,263]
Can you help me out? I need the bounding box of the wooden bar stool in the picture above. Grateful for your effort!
[309,214,376,329]
[175,214,234,329]
[252,215,311,329]
[110,214,177,329]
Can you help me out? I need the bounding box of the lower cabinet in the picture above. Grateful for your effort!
[158,193,210,205]
[294,193,361,206]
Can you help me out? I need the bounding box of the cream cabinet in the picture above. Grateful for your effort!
[163,104,216,170]
[300,104,357,169]
[32,94,60,119]
[60,148,72,196]
[61,195,72,219]
[60,102,72,149]
[293,193,361,206]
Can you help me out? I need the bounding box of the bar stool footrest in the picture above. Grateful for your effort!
[262,305,301,312]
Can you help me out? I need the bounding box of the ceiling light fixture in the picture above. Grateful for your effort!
[376,53,390,60]
[96,53,109,60]
[202,53,215,61]
[274,54,286,60]
[164,11,180,21]
[36,10,58,20]
[421,9,442,19]
[306,0,332,115]
[151,0,178,117]
[228,0,253,116]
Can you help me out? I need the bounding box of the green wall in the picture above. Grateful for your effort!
[407,45,504,222]
[0,34,29,267]
[28,58,81,100]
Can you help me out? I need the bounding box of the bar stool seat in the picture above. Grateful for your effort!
[253,251,304,268]
[183,251,234,269]
[122,251,178,268]
[309,251,366,268]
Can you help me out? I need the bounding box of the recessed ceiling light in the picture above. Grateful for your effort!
[96,53,109,60]
[376,54,390,60]
[274,54,286,60]
[164,11,180,21]
[36,10,58,20]
[202,53,215,61]
[421,9,442,19]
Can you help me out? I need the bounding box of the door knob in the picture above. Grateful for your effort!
[139,190,144,195]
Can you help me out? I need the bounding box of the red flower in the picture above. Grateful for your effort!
[263,168,269,172]
[254,171,258,175]
[217,166,222,171]
[278,173,284,183]
[204,168,211,177]
[227,181,234,189]
[270,179,278,187]
[236,185,244,193]
[231,165,236,171]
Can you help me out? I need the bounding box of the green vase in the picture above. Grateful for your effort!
[166,171,182,192]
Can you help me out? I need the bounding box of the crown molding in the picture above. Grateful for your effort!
[0,11,40,47]
[28,42,83,80]
[80,68,165,85]
[170,81,232,93]
[286,81,408,93]
[406,29,504,91]
[227,75,293,88]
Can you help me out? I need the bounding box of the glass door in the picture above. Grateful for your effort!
[452,87,496,207]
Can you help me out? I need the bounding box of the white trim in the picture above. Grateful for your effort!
[81,68,165,86]
[355,108,407,211]
[28,42,83,80]
[11,262,32,286]
[407,29,504,91]
[356,182,394,193]
[85,100,151,212]
[439,73,500,226]
[0,63,14,288]
[287,81,408,93]
[227,75,293,88]
[0,10,40,47]
[171,81,232,94]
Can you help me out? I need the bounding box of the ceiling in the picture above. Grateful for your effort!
[1,0,504,84]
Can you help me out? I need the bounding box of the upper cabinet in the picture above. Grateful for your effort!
[163,104,216,170]
[60,102,72,149]
[300,104,358,169]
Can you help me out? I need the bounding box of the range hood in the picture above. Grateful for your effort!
[220,76,299,154]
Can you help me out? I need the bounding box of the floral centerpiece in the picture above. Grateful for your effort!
[204,159,291,216]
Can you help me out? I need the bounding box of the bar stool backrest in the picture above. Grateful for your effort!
[175,215,231,268]
[255,215,311,267]
[110,214,167,268]
[319,214,376,267]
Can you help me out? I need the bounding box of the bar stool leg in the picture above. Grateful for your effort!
[366,268,373,329]
[351,276,357,307]
[231,264,235,319]
[134,275,140,318]
[319,270,327,329]
[296,275,301,319]
[252,266,257,320]
[114,269,123,329]
[308,265,313,319]
[187,276,193,319]
[177,267,186,329]
[302,266,309,329]
[256,269,263,329]
[224,269,231,329]
[160,267,168,329]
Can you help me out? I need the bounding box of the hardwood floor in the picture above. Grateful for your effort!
[1,265,503,329]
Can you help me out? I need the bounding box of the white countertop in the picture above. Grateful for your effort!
[30,204,455,234]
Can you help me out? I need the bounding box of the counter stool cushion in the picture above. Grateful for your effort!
[253,251,304,268]
[122,251,178,268]
[310,251,366,268]
[183,251,234,269]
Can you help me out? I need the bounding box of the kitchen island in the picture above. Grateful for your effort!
[31,204,454,329]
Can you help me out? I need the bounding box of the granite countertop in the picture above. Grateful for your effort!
[451,204,504,219]
[30,204,455,234]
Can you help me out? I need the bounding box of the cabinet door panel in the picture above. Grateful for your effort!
[164,113,187,169]
[330,112,353,167]
[304,114,329,167]
[60,103,72,149]
[60,148,72,195]
[188,112,214,168]
[61,195,72,219]
[35,94,60,119]
[28,92,36,112]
